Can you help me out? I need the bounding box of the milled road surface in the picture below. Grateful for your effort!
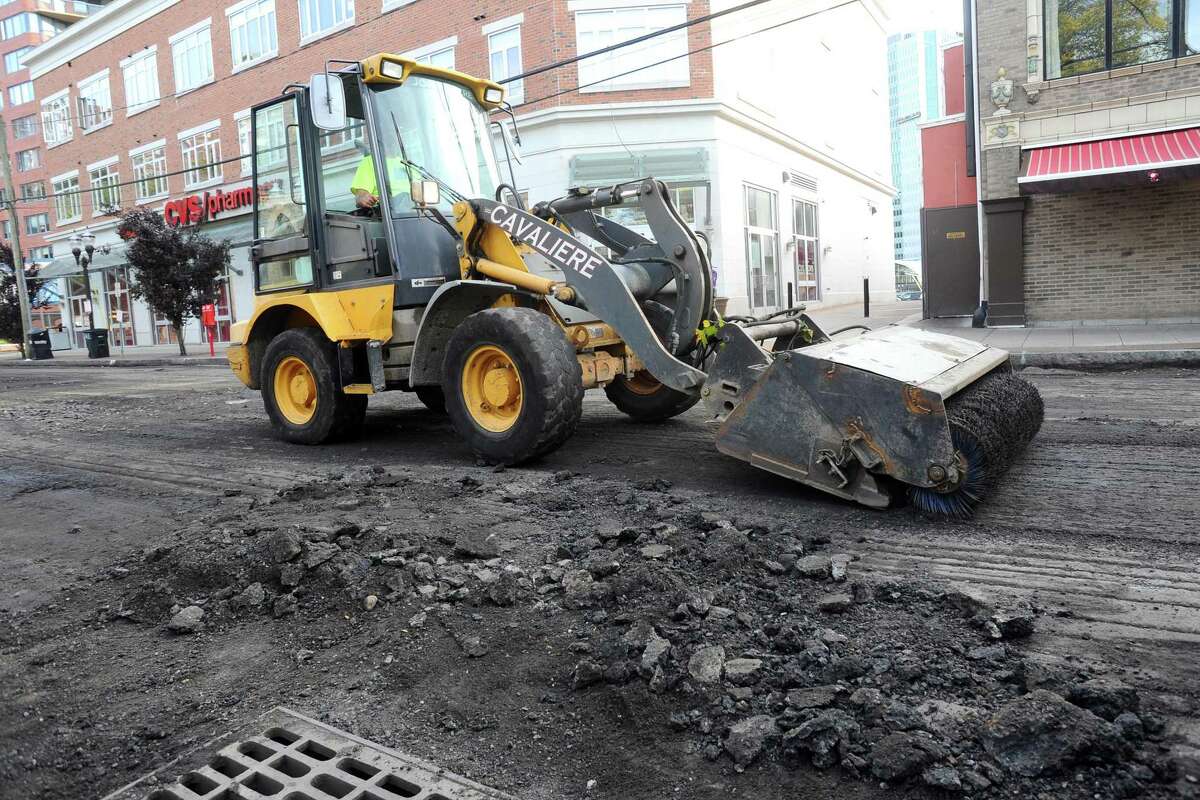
[1,363,1198,798]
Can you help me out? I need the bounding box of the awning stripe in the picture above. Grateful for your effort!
[1022,127,1200,183]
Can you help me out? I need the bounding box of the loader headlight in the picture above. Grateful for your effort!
[381,60,405,80]
[484,87,504,104]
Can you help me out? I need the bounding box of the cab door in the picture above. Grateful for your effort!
[312,83,391,289]
[250,94,318,294]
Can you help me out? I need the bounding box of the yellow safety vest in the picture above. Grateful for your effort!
[351,155,412,199]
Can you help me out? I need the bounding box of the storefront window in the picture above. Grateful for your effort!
[104,268,136,347]
[600,185,699,231]
[1046,0,1179,78]
[1187,0,1200,54]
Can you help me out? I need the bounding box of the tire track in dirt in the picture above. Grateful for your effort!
[0,443,314,495]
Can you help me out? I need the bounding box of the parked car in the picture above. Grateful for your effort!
[896,290,923,301]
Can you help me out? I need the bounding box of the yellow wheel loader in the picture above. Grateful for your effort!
[227,54,1043,519]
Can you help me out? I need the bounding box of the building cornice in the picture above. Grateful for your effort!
[919,113,966,129]
[25,0,181,80]
[715,103,896,196]
[513,99,896,196]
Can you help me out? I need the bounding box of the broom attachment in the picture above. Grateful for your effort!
[704,323,1044,518]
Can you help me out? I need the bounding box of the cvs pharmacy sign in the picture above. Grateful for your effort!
[163,185,255,227]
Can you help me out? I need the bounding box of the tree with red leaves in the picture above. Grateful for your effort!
[117,207,230,356]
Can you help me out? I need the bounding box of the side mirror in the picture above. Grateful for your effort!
[310,73,347,131]
[411,180,440,207]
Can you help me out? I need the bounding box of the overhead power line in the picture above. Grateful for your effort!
[514,0,861,109]
[500,0,781,84]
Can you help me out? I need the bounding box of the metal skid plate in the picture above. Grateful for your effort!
[796,326,1009,398]
[102,707,515,800]
[711,341,958,501]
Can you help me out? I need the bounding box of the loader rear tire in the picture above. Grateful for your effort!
[262,328,363,445]
[444,308,583,465]
[604,372,699,422]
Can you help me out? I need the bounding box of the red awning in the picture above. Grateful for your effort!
[1020,127,1200,193]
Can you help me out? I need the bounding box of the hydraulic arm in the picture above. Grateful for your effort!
[455,178,1043,518]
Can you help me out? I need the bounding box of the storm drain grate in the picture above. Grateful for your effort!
[101,707,516,800]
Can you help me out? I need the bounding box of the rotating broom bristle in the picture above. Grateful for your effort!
[907,371,1044,519]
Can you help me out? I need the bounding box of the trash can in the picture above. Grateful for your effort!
[28,328,53,360]
[84,328,110,359]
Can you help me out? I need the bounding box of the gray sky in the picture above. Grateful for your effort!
[889,0,964,35]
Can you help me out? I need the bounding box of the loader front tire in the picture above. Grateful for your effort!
[414,385,447,414]
[444,308,583,465]
[261,328,361,445]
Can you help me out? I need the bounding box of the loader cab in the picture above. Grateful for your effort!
[249,56,507,308]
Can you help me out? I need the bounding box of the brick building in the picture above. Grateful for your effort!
[0,3,95,272]
[25,0,896,350]
[971,0,1200,326]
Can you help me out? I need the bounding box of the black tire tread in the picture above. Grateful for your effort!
[261,327,366,445]
[444,308,583,465]
[604,377,700,422]
[414,385,447,414]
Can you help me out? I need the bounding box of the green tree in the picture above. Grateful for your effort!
[0,242,49,358]
[117,207,230,357]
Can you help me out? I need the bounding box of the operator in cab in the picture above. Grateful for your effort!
[351,154,412,210]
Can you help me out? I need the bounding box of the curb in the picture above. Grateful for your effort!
[0,356,227,368]
[1012,349,1200,371]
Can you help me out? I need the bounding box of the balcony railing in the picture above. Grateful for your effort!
[34,1,103,23]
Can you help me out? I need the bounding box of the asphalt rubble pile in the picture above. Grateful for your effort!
[109,466,1193,799]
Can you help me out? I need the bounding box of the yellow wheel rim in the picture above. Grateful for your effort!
[623,371,663,396]
[274,355,318,425]
[461,345,523,433]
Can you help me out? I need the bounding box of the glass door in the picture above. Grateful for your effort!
[744,185,780,311]
[791,199,820,303]
[67,276,90,349]
[154,313,178,345]
[201,272,234,343]
[105,268,136,346]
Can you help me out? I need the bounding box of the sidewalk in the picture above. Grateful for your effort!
[912,315,1200,351]
[913,317,1200,370]
[0,341,230,367]
[805,300,1200,369]
[804,299,924,332]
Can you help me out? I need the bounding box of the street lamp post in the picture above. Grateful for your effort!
[70,231,96,331]
[69,231,111,358]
